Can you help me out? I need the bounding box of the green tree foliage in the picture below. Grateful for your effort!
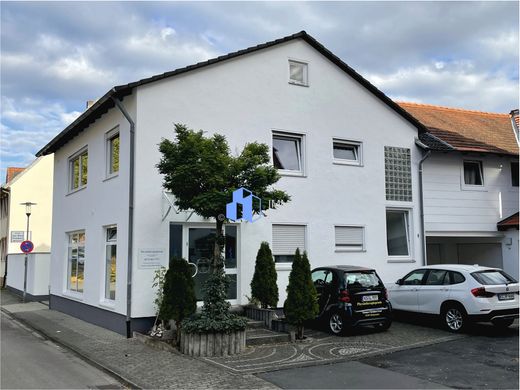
[160,257,197,343]
[251,242,278,308]
[157,124,290,272]
[284,249,319,339]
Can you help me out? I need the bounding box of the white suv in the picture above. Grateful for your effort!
[388,264,519,332]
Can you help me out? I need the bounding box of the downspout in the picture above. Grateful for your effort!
[415,138,431,266]
[111,92,135,338]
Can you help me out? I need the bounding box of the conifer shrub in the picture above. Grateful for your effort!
[251,242,278,309]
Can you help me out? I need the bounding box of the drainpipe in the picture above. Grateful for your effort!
[415,138,431,266]
[111,92,135,338]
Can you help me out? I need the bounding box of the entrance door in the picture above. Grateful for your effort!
[187,226,238,302]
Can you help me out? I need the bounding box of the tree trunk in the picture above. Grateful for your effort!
[297,325,304,340]
[175,320,182,347]
[213,219,224,272]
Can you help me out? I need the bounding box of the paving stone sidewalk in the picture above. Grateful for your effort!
[1,294,276,389]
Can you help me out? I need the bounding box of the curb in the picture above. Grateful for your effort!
[1,307,142,389]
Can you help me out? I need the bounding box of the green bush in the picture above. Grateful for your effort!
[182,270,247,334]
[160,257,197,343]
[284,249,318,339]
[251,242,278,308]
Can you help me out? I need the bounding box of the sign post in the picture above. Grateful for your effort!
[20,240,34,302]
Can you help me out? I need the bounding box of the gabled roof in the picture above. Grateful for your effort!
[497,212,519,231]
[5,167,25,184]
[36,31,425,156]
[399,102,519,156]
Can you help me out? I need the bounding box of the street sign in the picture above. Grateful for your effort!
[20,240,34,254]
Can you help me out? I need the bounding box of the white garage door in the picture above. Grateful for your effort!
[457,243,503,269]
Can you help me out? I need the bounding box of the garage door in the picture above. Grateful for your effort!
[457,243,503,269]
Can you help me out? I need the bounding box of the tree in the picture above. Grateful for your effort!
[157,124,290,273]
[251,242,278,308]
[284,249,319,339]
[160,257,197,344]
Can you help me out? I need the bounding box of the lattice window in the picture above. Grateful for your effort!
[385,146,412,202]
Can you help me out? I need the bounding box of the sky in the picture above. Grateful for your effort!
[1,1,519,183]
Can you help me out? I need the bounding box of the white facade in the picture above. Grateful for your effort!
[423,152,519,277]
[4,155,54,297]
[48,37,424,329]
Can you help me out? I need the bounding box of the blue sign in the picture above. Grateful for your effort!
[226,187,262,223]
[20,240,34,254]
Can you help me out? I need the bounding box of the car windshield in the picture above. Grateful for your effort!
[344,271,382,288]
[471,270,517,285]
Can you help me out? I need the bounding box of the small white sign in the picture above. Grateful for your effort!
[11,231,25,242]
[138,248,166,269]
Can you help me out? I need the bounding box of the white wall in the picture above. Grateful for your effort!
[502,230,519,279]
[131,39,423,317]
[50,95,135,315]
[7,253,50,296]
[423,153,519,233]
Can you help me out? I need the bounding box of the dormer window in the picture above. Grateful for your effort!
[289,60,308,86]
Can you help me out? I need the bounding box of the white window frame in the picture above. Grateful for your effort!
[385,208,414,262]
[272,131,305,177]
[105,126,120,179]
[272,223,307,269]
[334,225,365,252]
[288,59,308,87]
[332,139,363,166]
[65,230,85,296]
[102,225,117,303]
[68,147,88,193]
[461,160,485,190]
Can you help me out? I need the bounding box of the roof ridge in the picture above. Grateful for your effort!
[397,101,509,117]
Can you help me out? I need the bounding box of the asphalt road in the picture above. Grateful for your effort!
[1,312,122,389]
[258,319,519,389]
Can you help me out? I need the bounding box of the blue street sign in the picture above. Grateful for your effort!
[20,240,34,254]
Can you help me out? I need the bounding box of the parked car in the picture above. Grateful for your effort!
[311,266,392,335]
[388,264,519,332]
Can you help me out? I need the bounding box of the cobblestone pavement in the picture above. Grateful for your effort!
[1,295,276,389]
[202,322,466,373]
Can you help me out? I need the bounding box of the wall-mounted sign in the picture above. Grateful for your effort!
[138,248,165,269]
[11,231,25,242]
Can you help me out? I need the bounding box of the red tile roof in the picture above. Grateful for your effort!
[5,167,25,184]
[497,212,519,231]
[398,102,519,156]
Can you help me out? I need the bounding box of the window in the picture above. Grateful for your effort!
[333,140,362,165]
[402,269,426,285]
[312,269,332,287]
[335,226,364,251]
[69,149,88,191]
[106,129,120,176]
[471,270,516,285]
[511,162,519,187]
[104,226,117,300]
[386,209,410,257]
[67,231,85,293]
[463,160,483,186]
[273,133,304,174]
[272,224,306,263]
[288,60,308,86]
[345,271,383,288]
[448,271,466,285]
[384,146,412,201]
[424,270,448,285]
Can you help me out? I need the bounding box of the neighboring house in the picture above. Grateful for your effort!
[1,156,54,299]
[37,31,428,335]
[399,103,519,278]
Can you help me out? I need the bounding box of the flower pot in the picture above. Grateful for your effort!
[180,330,246,357]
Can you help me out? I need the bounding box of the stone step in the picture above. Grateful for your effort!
[246,328,291,346]
[246,319,265,329]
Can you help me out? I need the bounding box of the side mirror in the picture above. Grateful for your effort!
[396,279,403,285]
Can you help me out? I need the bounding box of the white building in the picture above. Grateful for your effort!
[37,32,428,335]
[1,156,54,299]
[399,103,519,278]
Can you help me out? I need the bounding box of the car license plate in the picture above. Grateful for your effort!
[362,295,378,302]
[498,293,515,301]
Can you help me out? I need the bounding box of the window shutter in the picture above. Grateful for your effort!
[335,226,364,247]
[272,225,306,254]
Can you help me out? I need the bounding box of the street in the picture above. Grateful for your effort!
[1,312,122,389]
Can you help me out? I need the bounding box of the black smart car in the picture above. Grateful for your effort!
[311,266,392,335]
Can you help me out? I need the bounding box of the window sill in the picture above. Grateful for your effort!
[103,173,119,182]
[461,185,487,192]
[66,186,87,196]
[335,248,366,253]
[279,170,306,178]
[288,81,309,87]
[387,258,416,263]
[99,300,116,309]
[333,160,363,167]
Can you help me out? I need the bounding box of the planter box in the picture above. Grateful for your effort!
[180,330,246,357]
[244,306,277,328]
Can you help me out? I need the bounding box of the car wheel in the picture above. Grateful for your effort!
[492,318,514,329]
[441,304,467,332]
[328,311,347,335]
